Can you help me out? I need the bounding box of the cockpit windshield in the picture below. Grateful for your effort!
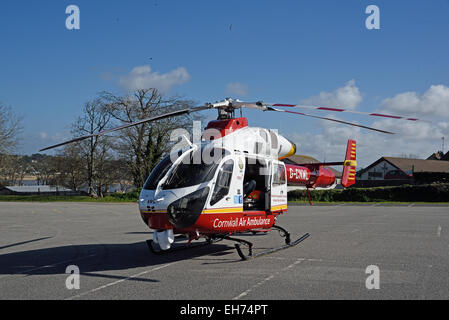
[143,154,173,190]
[162,146,230,190]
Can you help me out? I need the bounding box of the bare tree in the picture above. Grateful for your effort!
[101,88,199,187]
[0,104,22,154]
[34,155,58,186]
[0,154,28,186]
[0,154,15,186]
[57,144,85,191]
[0,104,22,186]
[71,99,112,196]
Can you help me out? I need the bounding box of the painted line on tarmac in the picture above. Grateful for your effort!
[66,262,176,300]
[232,258,304,300]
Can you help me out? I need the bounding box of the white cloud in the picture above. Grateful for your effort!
[118,65,191,93]
[381,84,449,118]
[300,80,362,110]
[287,119,448,169]
[371,118,446,141]
[38,131,68,143]
[285,83,449,168]
[226,82,249,97]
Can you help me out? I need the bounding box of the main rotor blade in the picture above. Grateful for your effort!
[229,100,394,134]
[269,103,427,122]
[39,104,212,152]
[268,107,395,134]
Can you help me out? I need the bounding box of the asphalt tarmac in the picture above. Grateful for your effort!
[1,202,448,300]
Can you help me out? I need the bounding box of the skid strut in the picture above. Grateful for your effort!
[271,225,291,245]
[222,235,253,259]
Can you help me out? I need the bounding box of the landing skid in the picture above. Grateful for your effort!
[219,225,310,261]
[146,226,310,261]
[146,237,221,255]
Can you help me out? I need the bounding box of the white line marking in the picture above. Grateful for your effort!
[66,263,175,300]
[232,258,304,300]
[437,225,442,237]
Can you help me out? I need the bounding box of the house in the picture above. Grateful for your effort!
[356,156,449,187]
[427,151,449,161]
[427,151,444,160]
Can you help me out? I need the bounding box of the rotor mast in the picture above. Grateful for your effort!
[215,98,238,120]
[214,98,267,120]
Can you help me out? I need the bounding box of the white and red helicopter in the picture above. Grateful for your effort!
[40,98,420,260]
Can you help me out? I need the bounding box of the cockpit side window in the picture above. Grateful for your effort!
[143,155,173,190]
[210,159,234,206]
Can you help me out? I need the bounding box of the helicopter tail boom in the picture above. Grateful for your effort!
[285,139,357,189]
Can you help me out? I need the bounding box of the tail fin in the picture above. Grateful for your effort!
[341,139,357,188]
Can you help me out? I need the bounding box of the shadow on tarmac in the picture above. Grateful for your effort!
[0,238,235,282]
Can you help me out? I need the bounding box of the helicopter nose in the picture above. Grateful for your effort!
[167,187,210,229]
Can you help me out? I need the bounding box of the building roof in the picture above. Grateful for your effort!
[426,151,449,161]
[385,157,449,173]
[284,155,320,164]
[282,155,342,178]
[442,151,449,161]
[427,151,444,160]
[359,157,449,175]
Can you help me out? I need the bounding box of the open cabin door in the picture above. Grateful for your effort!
[270,160,287,212]
[242,157,271,212]
[206,154,244,212]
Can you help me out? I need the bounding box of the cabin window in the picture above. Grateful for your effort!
[258,129,271,156]
[273,164,286,185]
[269,129,278,150]
[210,159,234,206]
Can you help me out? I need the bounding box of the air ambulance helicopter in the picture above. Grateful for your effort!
[40,98,420,260]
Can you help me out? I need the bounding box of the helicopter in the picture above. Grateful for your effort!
[40,98,421,260]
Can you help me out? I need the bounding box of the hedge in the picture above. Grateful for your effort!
[288,183,449,203]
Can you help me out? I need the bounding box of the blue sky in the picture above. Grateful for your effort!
[1,0,449,166]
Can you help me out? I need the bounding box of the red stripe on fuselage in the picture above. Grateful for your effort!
[193,212,275,234]
[141,210,278,235]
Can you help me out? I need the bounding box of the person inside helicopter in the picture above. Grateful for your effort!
[243,180,256,198]
[243,158,269,211]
